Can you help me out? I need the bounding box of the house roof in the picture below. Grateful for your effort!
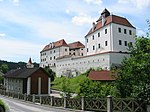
[41,39,69,52]
[85,15,135,37]
[4,67,48,79]
[68,41,85,49]
[88,70,115,81]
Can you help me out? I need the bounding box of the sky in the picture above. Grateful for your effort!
[0,0,150,63]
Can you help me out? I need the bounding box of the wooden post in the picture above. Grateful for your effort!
[32,94,35,103]
[50,96,54,106]
[107,95,113,112]
[64,96,67,108]
[81,96,85,110]
[39,95,42,104]
[24,93,27,101]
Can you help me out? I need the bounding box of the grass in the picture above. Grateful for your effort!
[52,75,88,93]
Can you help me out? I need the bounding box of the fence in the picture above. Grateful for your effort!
[0,90,147,112]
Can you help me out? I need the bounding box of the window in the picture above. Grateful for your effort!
[81,53,83,56]
[69,53,71,55]
[87,48,89,52]
[105,29,107,34]
[98,44,100,48]
[124,41,127,46]
[93,46,95,50]
[124,29,127,34]
[54,56,55,59]
[129,42,133,46]
[119,40,122,45]
[73,52,75,55]
[118,28,121,33]
[54,50,55,53]
[129,30,132,35]
[98,32,100,37]
[92,35,94,40]
[65,49,67,52]
[87,39,88,43]
[50,57,52,60]
[105,41,108,46]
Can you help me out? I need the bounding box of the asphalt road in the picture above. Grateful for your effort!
[0,95,74,112]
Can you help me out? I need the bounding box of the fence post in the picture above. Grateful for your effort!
[24,93,27,101]
[18,92,19,99]
[51,96,54,106]
[32,94,35,103]
[64,96,67,108]
[107,95,113,112]
[81,96,85,110]
[39,96,42,104]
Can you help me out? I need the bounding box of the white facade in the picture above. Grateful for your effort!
[40,9,136,77]
[4,78,23,93]
[85,23,136,56]
[40,46,69,68]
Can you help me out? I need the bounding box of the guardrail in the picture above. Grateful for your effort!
[0,89,147,112]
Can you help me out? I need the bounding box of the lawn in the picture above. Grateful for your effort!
[51,74,88,93]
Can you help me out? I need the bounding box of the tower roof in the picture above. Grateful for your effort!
[86,15,135,37]
[97,8,110,22]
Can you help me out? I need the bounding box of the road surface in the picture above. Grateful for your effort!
[0,95,74,112]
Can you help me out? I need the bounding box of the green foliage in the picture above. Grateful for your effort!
[52,74,87,93]
[0,64,9,74]
[61,77,72,97]
[78,78,117,98]
[44,67,56,82]
[115,37,150,100]
[0,60,39,72]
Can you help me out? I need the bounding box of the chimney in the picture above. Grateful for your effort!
[102,15,106,26]
[92,22,96,31]
[51,42,54,48]
[49,43,52,48]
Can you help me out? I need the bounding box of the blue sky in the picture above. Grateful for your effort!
[0,0,150,63]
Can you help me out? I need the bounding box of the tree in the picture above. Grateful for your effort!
[0,64,9,74]
[78,78,116,98]
[44,67,56,82]
[115,36,150,99]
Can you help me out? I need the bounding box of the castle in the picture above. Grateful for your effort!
[40,9,136,77]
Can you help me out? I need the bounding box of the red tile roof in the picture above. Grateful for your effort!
[41,39,69,52]
[68,41,85,49]
[86,15,135,37]
[88,70,115,81]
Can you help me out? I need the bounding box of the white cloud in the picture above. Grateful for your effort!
[72,15,96,26]
[84,0,102,5]
[0,33,6,37]
[118,0,150,10]
[0,37,42,62]
[11,0,20,6]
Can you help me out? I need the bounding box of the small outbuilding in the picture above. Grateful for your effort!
[4,58,51,95]
[88,70,116,82]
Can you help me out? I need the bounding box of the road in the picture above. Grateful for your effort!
[0,95,74,112]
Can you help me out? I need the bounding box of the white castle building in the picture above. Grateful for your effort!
[40,9,136,77]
